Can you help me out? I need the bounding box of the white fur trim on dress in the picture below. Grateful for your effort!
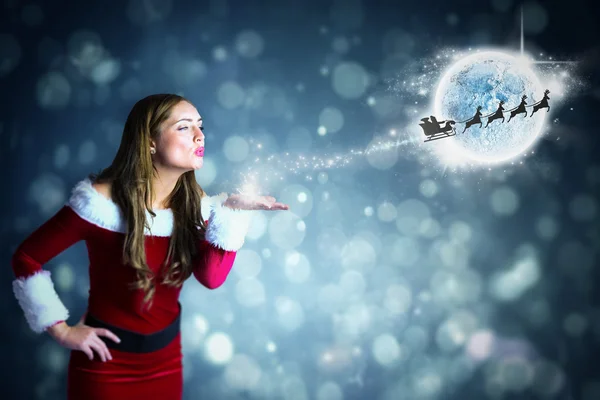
[67,177,250,241]
[204,193,253,251]
[12,270,69,334]
[67,177,175,237]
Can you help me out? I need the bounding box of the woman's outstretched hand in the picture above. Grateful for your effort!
[46,316,121,362]
[223,194,289,211]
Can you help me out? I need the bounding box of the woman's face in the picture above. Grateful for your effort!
[153,101,205,172]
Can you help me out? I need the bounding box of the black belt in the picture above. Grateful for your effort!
[84,306,181,354]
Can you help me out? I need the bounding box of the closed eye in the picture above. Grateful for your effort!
[178,125,204,131]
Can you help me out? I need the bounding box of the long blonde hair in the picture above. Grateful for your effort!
[91,94,207,309]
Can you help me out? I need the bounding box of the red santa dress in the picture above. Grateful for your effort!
[11,177,253,400]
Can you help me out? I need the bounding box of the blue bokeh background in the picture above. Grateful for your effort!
[2,0,599,399]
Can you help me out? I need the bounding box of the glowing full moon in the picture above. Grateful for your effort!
[434,50,546,164]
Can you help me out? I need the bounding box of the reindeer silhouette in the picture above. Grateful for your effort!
[462,106,483,133]
[508,95,528,122]
[531,89,550,116]
[485,101,505,127]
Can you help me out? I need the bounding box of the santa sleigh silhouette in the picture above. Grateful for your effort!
[419,116,456,142]
[419,89,552,142]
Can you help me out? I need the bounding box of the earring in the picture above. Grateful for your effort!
[150,148,156,154]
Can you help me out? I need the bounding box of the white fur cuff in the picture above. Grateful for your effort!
[205,195,253,251]
[12,270,69,333]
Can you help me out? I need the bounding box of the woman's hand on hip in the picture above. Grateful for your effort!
[46,317,121,362]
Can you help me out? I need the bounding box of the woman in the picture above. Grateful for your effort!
[11,93,289,399]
